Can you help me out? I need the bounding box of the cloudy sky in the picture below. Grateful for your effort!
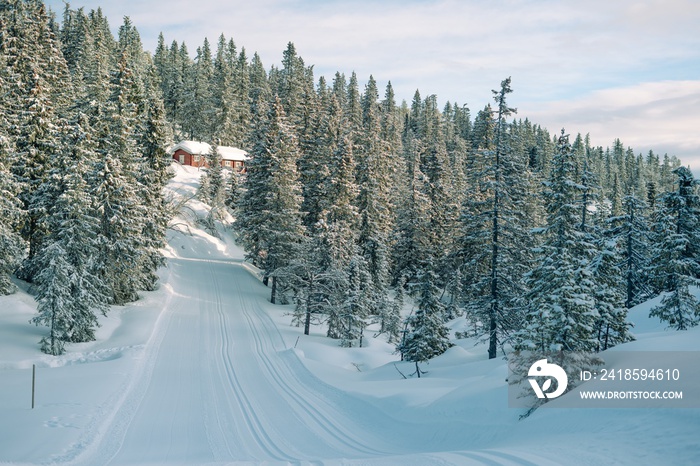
[45,0,700,172]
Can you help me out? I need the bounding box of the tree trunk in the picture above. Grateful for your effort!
[304,280,313,335]
[304,309,311,336]
[270,276,277,304]
[489,169,499,360]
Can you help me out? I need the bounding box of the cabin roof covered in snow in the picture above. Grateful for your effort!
[170,141,248,161]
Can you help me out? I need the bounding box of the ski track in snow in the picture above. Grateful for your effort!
[43,254,557,466]
[64,258,390,465]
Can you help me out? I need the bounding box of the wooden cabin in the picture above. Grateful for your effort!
[170,141,248,172]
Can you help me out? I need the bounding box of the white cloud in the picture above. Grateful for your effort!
[520,80,700,172]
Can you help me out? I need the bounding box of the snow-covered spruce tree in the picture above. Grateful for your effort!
[31,249,70,355]
[340,256,371,347]
[135,79,171,291]
[648,167,700,330]
[298,87,337,232]
[382,277,404,344]
[282,125,363,341]
[155,38,187,133]
[11,69,66,280]
[517,130,600,356]
[201,142,225,210]
[610,194,652,308]
[355,76,396,324]
[457,78,532,359]
[89,52,147,304]
[183,38,215,141]
[391,136,428,288]
[318,133,363,341]
[419,94,460,288]
[441,102,470,219]
[235,56,271,273]
[90,148,143,305]
[2,0,72,280]
[511,131,604,408]
[380,81,407,286]
[397,267,452,377]
[578,152,633,351]
[237,96,305,303]
[212,35,238,146]
[31,123,108,353]
[112,27,170,295]
[230,46,251,148]
[589,233,633,351]
[0,135,25,294]
[225,168,240,212]
[393,136,452,370]
[276,42,308,134]
[275,234,342,336]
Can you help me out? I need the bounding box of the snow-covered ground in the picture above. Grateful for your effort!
[1,164,698,465]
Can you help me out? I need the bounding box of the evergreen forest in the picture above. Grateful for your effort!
[1,0,698,363]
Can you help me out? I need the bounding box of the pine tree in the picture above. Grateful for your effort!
[212,35,239,146]
[2,0,71,279]
[318,133,363,340]
[225,169,240,211]
[457,78,532,358]
[298,83,336,232]
[397,268,452,377]
[611,194,652,308]
[136,79,171,290]
[648,167,700,330]
[31,118,108,353]
[182,38,215,140]
[589,234,633,351]
[237,96,305,303]
[0,135,25,294]
[518,130,600,355]
[419,94,459,287]
[340,256,371,347]
[391,137,428,288]
[203,142,225,210]
[355,76,394,321]
[89,52,148,304]
[230,47,251,147]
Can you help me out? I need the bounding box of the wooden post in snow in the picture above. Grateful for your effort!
[31,364,36,409]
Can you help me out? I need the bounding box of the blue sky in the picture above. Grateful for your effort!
[45,0,700,172]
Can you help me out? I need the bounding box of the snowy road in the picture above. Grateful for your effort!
[84,257,406,465]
